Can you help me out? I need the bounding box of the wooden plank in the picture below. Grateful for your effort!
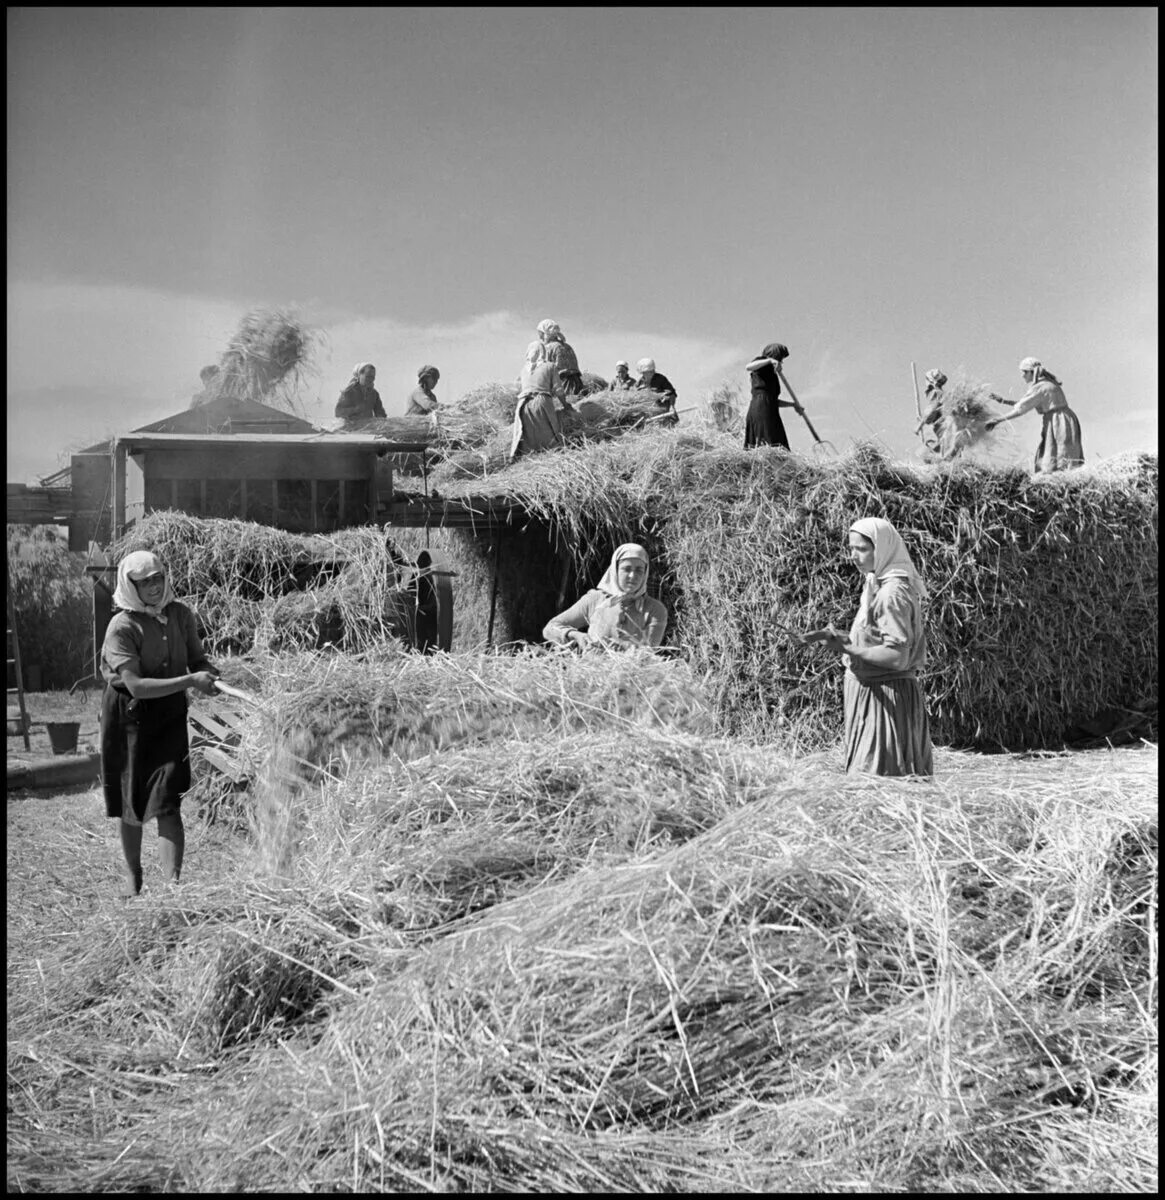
[198,745,248,784]
[189,708,242,744]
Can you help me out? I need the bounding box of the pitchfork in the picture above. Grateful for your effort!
[775,366,837,454]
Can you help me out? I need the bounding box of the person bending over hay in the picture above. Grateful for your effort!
[985,357,1083,472]
[744,342,803,450]
[544,543,669,650]
[406,364,441,415]
[537,319,584,397]
[99,551,219,896]
[635,358,678,423]
[800,519,933,777]
[510,346,569,459]
[335,362,386,423]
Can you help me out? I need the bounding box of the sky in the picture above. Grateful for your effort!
[7,7,1158,483]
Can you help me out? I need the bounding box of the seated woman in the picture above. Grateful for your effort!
[543,543,669,649]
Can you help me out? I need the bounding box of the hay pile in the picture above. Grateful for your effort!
[110,511,413,655]
[193,306,322,412]
[432,437,1158,749]
[7,647,1156,1191]
[370,381,679,483]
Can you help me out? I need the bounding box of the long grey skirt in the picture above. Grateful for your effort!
[1034,409,1083,473]
[843,672,933,777]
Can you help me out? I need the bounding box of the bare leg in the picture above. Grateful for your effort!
[118,820,144,896]
[157,813,185,883]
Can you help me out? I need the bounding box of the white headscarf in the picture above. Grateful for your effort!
[595,543,650,601]
[350,362,375,385]
[537,319,562,342]
[112,550,175,626]
[636,358,655,375]
[849,518,926,626]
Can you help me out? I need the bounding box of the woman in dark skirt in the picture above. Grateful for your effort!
[100,551,219,895]
[744,343,803,449]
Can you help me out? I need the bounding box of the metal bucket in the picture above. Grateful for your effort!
[45,721,80,755]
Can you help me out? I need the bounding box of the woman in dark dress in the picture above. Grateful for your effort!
[100,551,219,895]
[334,362,386,423]
[744,343,803,449]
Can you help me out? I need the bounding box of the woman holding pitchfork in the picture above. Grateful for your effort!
[799,518,933,777]
[99,551,220,895]
[744,343,804,450]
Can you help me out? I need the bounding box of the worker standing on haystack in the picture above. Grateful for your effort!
[985,357,1083,472]
[610,361,635,392]
[799,518,933,777]
[914,368,948,457]
[635,358,678,422]
[405,365,441,415]
[335,362,386,423]
[536,320,585,398]
[744,343,802,449]
[544,544,669,650]
[99,551,220,896]
[510,344,568,459]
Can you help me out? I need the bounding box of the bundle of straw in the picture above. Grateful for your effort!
[196,307,322,413]
[111,512,412,655]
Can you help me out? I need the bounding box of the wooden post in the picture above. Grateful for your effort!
[486,537,502,648]
[112,441,127,536]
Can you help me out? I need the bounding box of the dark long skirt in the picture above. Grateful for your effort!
[843,672,933,777]
[744,396,790,449]
[101,686,191,824]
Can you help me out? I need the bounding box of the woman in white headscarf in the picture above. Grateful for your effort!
[99,550,219,895]
[537,319,584,397]
[801,518,933,776]
[543,543,669,650]
[985,358,1082,472]
[510,342,567,459]
[334,362,386,423]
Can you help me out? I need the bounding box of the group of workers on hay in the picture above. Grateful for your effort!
[102,338,1082,895]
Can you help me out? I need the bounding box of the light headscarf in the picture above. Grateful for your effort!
[636,358,655,374]
[537,319,562,342]
[924,369,947,389]
[350,362,375,385]
[615,360,629,370]
[112,550,175,626]
[596,543,650,601]
[1018,357,1061,386]
[849,518,927,627]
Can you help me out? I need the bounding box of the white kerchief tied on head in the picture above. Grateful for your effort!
[112,550,175,626]
[849,518,926,627]
[596,543,650,600]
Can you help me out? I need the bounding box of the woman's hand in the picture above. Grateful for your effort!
[190,670,219,696]
[568,631,589,650]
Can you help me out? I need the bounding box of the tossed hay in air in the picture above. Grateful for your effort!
[194,307,323,412]
[110,511,412,655]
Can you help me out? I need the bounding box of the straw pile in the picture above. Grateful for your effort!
[109,511,413,655]
[430,436,1157,749]
[923,371,1004,460]
[193,306,322,412]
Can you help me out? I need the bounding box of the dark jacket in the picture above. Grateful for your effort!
[335,381,386,421]
[636,372,677,407]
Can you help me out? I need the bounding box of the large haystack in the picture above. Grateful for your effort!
[431,434,1158,750]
